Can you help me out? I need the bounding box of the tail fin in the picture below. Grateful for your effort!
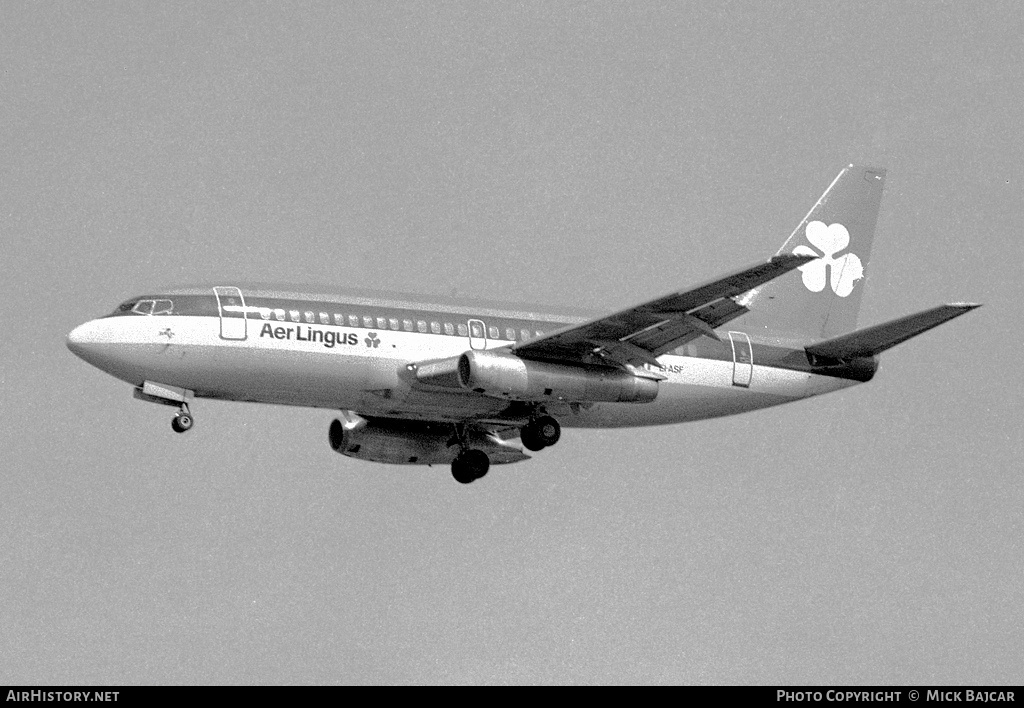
[743,164,886,341]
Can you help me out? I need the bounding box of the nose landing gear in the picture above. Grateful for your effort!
[171,402,194,434]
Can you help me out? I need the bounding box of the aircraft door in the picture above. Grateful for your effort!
[728,331,753,387]
[468,319,487,350]
[213,286,248,341]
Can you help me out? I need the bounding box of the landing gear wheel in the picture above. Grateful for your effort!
[535,416,560,447]
[172,412,193,433]
[520,425,546,452]
[452,449,490,484]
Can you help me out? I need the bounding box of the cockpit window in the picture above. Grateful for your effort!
[151,299,173,315]
[130,299,173,315]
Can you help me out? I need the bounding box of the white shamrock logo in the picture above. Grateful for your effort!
[793,221,863,297]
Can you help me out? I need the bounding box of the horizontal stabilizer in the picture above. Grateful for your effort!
[805,304,980,359]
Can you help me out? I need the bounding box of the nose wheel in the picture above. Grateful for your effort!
[171,403,194,433]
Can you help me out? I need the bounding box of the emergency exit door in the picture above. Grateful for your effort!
[728,331,753,387]
[468,319,487,350]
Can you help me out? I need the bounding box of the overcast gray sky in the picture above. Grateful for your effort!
[2,1,1022,685]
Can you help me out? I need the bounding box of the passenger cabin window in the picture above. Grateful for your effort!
[444,323,454,336]
[457,323,468,336]
[319,312,330,324]
[389,318,400,331]
[348,315,359,327]
[417,320,427,333]
[275,309,286,322]
[403,319,414,332]
[362,316,373,328]
[333,314,344,326]
[289,310,300,322]
[304,311,314,323]
[430,321,441,334]
[521,329,531,341]
[505,328,516,341]
[488,326,499,339]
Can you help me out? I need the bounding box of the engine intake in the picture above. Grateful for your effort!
[455,349,658,403]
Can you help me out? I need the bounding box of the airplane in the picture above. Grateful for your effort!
[67,165,978,483]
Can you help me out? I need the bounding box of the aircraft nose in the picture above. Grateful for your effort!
[67,322,88,357]
[67,317,142,382]
[66,319,106,360]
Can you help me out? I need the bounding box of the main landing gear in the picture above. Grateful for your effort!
[451,449,490,485]
[171,402,194,434]
[448,416,561,484]
[449,423,491,484]
[519,415,560,452]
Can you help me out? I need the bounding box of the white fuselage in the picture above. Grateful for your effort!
[68,307,858,429]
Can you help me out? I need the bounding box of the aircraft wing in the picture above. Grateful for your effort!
[512,254,814,367]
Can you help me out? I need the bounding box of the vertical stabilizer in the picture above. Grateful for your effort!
[742,165,886,341]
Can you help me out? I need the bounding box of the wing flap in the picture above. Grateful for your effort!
[513,253,813,366]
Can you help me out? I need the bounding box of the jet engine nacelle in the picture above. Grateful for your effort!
[328,411,528,466]
[455,349,659,403]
